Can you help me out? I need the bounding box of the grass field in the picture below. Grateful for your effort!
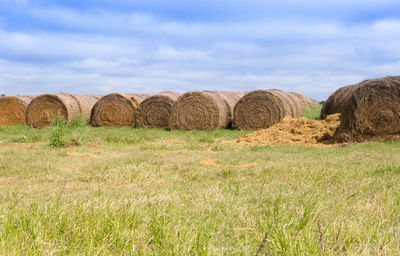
[1,116,400,255]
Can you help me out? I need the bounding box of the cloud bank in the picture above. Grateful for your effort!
[0,1,399,100]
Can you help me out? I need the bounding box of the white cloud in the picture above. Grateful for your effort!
[157,46,213,60]
[0,6,400,100]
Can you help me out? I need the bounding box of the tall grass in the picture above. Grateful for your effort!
[49,116,89,147]
[301,103,322,120]
[49,116,67,147]
[0,123,399,254]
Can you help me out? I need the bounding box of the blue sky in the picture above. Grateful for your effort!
[0,0,400,100]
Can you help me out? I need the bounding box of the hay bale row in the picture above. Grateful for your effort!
[0,96,34,126]
[90,93,152,127]
[2,90,314,130]
[168,91,246,130]
[26,93,101,128]
[233,89,314,130]
[321,76,400,142]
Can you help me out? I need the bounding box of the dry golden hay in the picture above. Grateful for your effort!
[320,85,354,119]
[136,91,181,128]
[233,90,287,130]
[236,113,341,146]
[334,76,400,142]
[90,93,138,127]
[0,95,34,126]
[169,91,242,130]
[26,93,99,128]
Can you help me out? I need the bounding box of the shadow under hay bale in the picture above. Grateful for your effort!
[26,93,100,128]
[334,76,400,142]
[168,91,244,130]
[90,93,151,127]
[136,91,181,128]
[0,96,34,126]
[233,89,313,130]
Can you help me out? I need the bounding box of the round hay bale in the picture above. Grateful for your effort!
[26,93,99,128]
[335,76,400,142]
[233,90,286,130]
[289,92,315,107]
[168,91,231,130]
[268,89,298,117]
[0,95,34,126]
[90,93,140,127]
[285,92,304,117]
[136,91,181,128]
[320,85,354,119]
[288,92,316,117]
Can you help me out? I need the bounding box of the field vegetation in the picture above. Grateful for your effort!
[0,111,400,255]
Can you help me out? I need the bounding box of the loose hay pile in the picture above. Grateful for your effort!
[26,93,100,128]
[169,91,245,130]
[90,93,151,127]
[236,113,341,146]
[136,91,181,128]
[233,89,314,130]
[0,96,34,126]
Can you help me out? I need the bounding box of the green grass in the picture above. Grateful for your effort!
[302,103,323,120]
[0,121,400,255]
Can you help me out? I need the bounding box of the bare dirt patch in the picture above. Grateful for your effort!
[0,142,45,149]
[199,158,257,168]
[66,151,98,158]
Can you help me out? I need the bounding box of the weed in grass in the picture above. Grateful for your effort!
[49,116,67,147]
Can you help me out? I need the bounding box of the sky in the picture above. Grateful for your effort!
[0,0,400,100]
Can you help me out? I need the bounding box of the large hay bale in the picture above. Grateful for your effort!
[90,93,151,127]
[91,93,134,127]
[233,90,286,130]
[169,91,239,130]
[136,91,181,128]
[289,92,315,108]
[268,89,298,117]
[285,92,304,116]
[26,93,99,128]
[0,95,34,126]
[335,76,400,142]
[320,85,354,119]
